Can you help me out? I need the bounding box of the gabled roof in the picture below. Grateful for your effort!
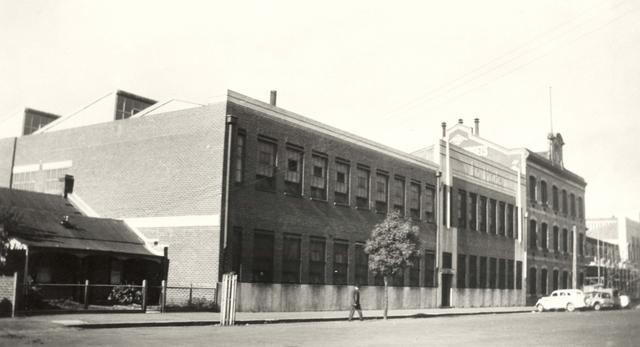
[0,188,158,257]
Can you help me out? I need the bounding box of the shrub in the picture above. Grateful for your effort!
[107,285,142,305]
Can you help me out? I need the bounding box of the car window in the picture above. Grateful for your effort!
[566,292,572,296]
[551,293,558,297]
[603,293,611,298]
[559,292,566,296]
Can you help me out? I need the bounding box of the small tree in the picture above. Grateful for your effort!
[0,209,19,267]
[365,210,420,320]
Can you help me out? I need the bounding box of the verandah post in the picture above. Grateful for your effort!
[142,279,147,313]
[83,280,89,309]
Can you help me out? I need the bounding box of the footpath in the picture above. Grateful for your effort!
[3,306,533,330]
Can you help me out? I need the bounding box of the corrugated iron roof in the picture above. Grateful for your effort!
[0,188,157,257]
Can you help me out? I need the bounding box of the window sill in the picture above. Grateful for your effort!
[355,206,370,211]
[334,202,350,208]
[309,197,328,203]
[283,192,303,198]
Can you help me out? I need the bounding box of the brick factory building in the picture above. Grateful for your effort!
[1,89,589,311]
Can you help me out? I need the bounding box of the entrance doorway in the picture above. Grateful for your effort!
[441,274,453,307]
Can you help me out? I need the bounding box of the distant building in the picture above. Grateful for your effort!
[587,216,640,297]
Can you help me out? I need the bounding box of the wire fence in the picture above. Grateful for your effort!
[19,280,218,314]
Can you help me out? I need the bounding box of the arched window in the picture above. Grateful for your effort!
[528,267,537,296]
[540,180,548,205]
[529,176,537,203]
[529,220,537,250]
[541,268,548,295]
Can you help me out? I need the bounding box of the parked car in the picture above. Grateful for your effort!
[585,291,618,310]
[535,289,587,312]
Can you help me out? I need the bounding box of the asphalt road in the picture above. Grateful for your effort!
[1,309,639,346]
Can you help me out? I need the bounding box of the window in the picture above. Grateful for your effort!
[479,257,488,288]
[540,180,548,205]
[442,252,452,269]
[507,204,514,238]
[355,244,368,285]
[457,190,467,228]
[355,167,370,209]
[516,261,522,289]
[442,186,448,225]
[553,226,559,252]
[408,182,421,220]
[489,199,497,234]
[334,161,350,204]
[469,193,478,231]
[309,238,326,284]
[529,176,537,203]
[256,139,277,191]
[22,109,58,135]
[498,202,506,236]
[498,259,506,289]
[114,92,155,120]
[489,257,497,289]
[570,193,576,218]
[425,186,435,223]
[12,171,38,191]
[392,176,405,215]
[375,172,388,213]
[562,228,568,253]
[528,267,537,295]
[579,233,584,256]
[284,146,303,196]
[43,168,68,195]
[479,196,487,232]
[392,268,405,286]
[232,228,243,275]
[333,241,349,285]
[552,185,559,212]
[469,255,477,288]
[541,223,548,250]
[541,268,548,295]
[562,189,568,215]
[507,259,514,290]
[578,197,584,219]
[552,270,559,290]
[282,234,301,283]
[457,254,466,288]
[529,220,537,250]
[310,154,328,200]
[409,255,420,287]
[252,231,274,283]
[424,252,436,287]
[234,131,246,184]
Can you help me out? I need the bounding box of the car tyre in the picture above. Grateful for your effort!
[594,303,601,311]
[536,304,544,313]
[566,303,575,312]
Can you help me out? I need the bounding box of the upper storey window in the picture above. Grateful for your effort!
[256,139,277,191]
[114,92,155,120]
[310,154,328,200]
[528,176,537,203]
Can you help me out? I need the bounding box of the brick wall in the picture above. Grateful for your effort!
[0,137,16,187]
[0,273,15,316]
[226,101,439,288]
[7,102,228,289]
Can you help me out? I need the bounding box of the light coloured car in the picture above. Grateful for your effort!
[535,289,587,312]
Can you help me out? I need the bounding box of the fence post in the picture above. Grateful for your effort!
[11,271,18,318]
[160,280,166,313]
[142,280,147,313]
[220,273,237,326]
[188,283,193,306]
[230,273,237,325]
[220,274,228,325]
[83,280,89,309]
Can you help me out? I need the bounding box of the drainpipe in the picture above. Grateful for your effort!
[222,115,237,254]
[9,137,17,189]
[572,225,577,289]
[435,170,442,304]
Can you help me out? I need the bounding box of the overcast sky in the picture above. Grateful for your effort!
[1,0,639,220]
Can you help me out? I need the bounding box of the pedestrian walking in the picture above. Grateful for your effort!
[349,285,364,321]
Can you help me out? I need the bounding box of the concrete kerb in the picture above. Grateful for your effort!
[60,308,533,329]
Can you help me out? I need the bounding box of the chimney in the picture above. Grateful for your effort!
[458,118,463,124]
[269,90,277,106]
[474,118,480,136]
[64,174,74,198]
[441,122,447,138]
